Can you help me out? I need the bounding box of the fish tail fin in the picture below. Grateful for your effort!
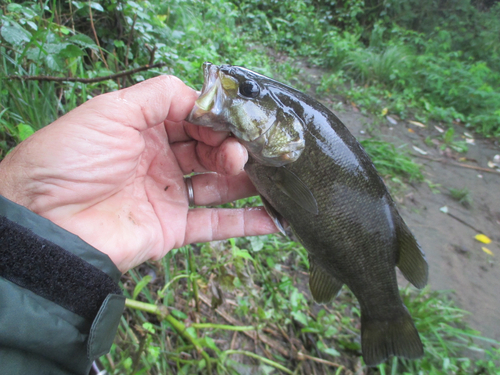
[361,307,423,366]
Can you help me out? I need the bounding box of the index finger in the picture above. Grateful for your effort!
[84,75,199,132]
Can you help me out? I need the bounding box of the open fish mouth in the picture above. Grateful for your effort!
[187,63,235,131]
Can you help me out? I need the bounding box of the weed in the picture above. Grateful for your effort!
[360,138,424,182]
[449,187,473,208]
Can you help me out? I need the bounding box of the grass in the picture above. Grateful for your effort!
[360,139,424,183]
[449,187,473,208]
[100,238,500,374]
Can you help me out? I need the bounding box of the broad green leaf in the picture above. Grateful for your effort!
[142,322,155,334]
[1,22,32,45]
[233,248,253,261]
[113,40,125,48]
[89,2,104,12]
[291,310,308,326]
[17,124,34,141]
[170,309,187,320]
[69,34,98,50]
[44,54,64,71]
[7,4,23,12]
[322,347,340,356]
[60,44,84,58]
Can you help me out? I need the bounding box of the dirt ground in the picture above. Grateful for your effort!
[331,95,500,343]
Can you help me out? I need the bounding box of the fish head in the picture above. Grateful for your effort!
[188,62,306,167]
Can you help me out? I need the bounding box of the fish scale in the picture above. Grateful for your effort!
[188,62,429,366]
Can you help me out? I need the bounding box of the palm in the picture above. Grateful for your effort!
[0,77,277,272]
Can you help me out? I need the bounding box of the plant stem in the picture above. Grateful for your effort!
[125,298,213,375]
[223,350,294,374]
[190,323,256,331]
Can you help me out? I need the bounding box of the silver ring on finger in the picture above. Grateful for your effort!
[184,176,195,207]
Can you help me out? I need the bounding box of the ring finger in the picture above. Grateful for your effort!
[187,172,258,206]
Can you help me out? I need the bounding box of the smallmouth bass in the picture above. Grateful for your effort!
[187,63,428,366]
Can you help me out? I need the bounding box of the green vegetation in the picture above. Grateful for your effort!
[2,0,500,373]
[449,187,473,208]
[360,139,424,183]
[234,0,500,137]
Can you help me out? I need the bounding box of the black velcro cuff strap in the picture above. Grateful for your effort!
[0,215,122,321]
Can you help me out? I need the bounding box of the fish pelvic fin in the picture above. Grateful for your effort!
[361,307,423,367]
[395,215,428,289]
[260,195,288,236]
[308,257,343,303]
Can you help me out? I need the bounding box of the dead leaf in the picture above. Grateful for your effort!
[413,146,427,155]
[408,120,426,128]
[475,234,492,244]
[482,247,494,256]
[386,116,398,125]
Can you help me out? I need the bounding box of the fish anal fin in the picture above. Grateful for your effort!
[309,256,343,303]
[273,167,319,215]
[361,307,423,366]
[396,216,428,289]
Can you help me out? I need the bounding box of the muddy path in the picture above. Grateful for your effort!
[297,64,500,342]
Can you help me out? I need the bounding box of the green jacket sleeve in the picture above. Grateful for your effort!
[0,195,126,375]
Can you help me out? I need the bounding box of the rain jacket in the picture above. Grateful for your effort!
[0,195,125,375]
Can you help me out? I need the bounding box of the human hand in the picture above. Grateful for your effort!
[0,76,277,272]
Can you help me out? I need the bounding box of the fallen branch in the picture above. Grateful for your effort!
[5,62,167,83]
[412,154,500,175]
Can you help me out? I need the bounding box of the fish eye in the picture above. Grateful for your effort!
[239,80,260,98]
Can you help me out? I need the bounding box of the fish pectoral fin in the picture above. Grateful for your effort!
[273,167,319,215]
[395,215,428,289]
[361,308,423,366]
[308,256,343,303]
[260,195,288,237]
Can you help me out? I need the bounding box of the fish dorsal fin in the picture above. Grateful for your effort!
[260,195,288,237]
[273,167,319,215]
[395,214,428,289]
[309,256,343,303]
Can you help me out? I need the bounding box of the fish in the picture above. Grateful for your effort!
[187,62,428,366]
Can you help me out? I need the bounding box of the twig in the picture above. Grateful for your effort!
[222,350,294,375]
[189,247,200,312]
[230,331,238,350]
[5,63,167,83]
[122,14,137,87]
[131,333,148,374]
[190,323,256,331]
[88,0,109,69]
[412,154,500,175]
[444,211,483,233]
[297,352,343,368]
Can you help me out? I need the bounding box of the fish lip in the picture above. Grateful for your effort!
[201,62,219,93]
[187,62,228,130]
